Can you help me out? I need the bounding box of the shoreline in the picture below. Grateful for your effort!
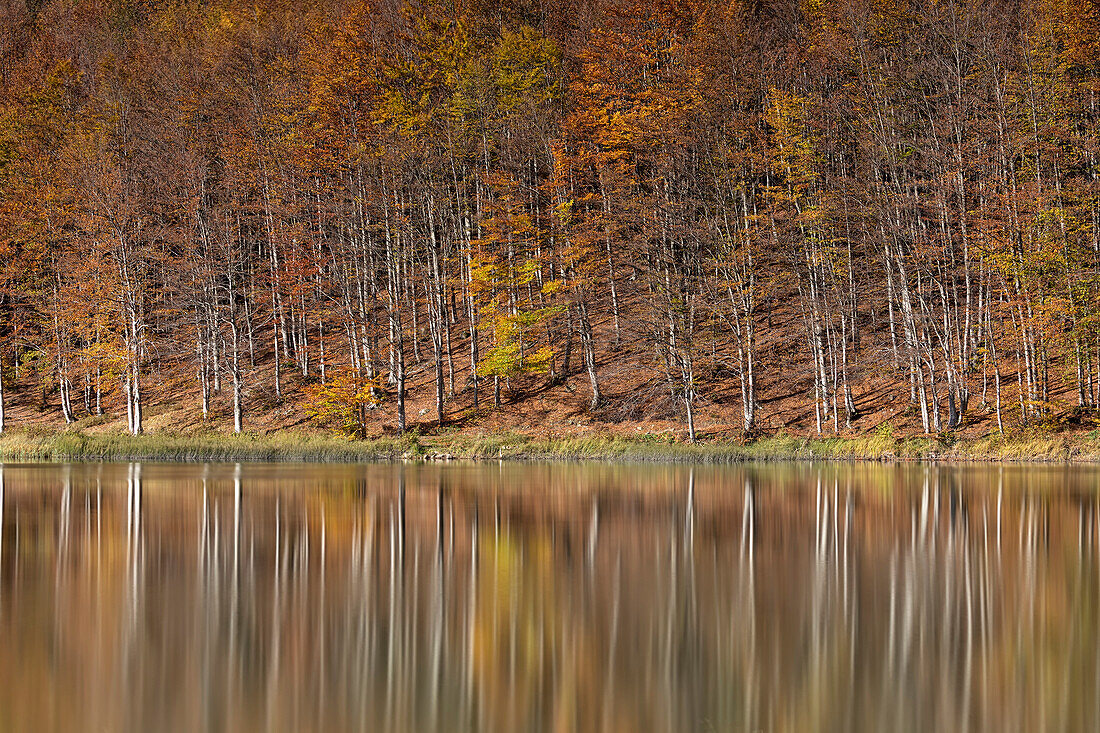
[1,427,1099,465]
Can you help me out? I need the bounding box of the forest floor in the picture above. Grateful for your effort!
[3,285,1100,463]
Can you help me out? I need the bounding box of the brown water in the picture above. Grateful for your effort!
[0,461,1098,732]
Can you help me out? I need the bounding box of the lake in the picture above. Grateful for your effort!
[0,461,1098,731]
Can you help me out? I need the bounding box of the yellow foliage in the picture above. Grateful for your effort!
[302,371,383,439]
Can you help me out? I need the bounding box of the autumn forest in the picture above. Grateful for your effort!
[0,0,1099,442]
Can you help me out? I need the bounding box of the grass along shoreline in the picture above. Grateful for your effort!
[1,426,1100,464]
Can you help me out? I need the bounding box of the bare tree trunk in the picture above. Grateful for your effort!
[271,293,281,400]
[124,372,133,434]
[597,172,621,347]
[387,229,407,435]
[681,353,697,444]
[467,275,479,411]
[53,286,74,424]
[396,332,406,434]
[197,322,210,420]
[0,350,6,434]
[129,311,143,436]
[578,301,600,409]
[428,212,445,428]
[231,318,243,434]
[986,310,1003,434]
[318,319,326,384]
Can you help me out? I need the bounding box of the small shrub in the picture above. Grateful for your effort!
[302,371,382,438]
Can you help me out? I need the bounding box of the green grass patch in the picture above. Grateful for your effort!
[2,426,1100,464]
[0,428,409,463]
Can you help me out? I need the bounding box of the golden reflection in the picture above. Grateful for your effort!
[0,462,1098,731]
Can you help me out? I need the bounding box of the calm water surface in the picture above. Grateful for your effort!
[0,461,1099,732]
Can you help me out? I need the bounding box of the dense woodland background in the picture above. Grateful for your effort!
[0,0,1099,440]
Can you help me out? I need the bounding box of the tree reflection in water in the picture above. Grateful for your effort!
[0,461,1098,732]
